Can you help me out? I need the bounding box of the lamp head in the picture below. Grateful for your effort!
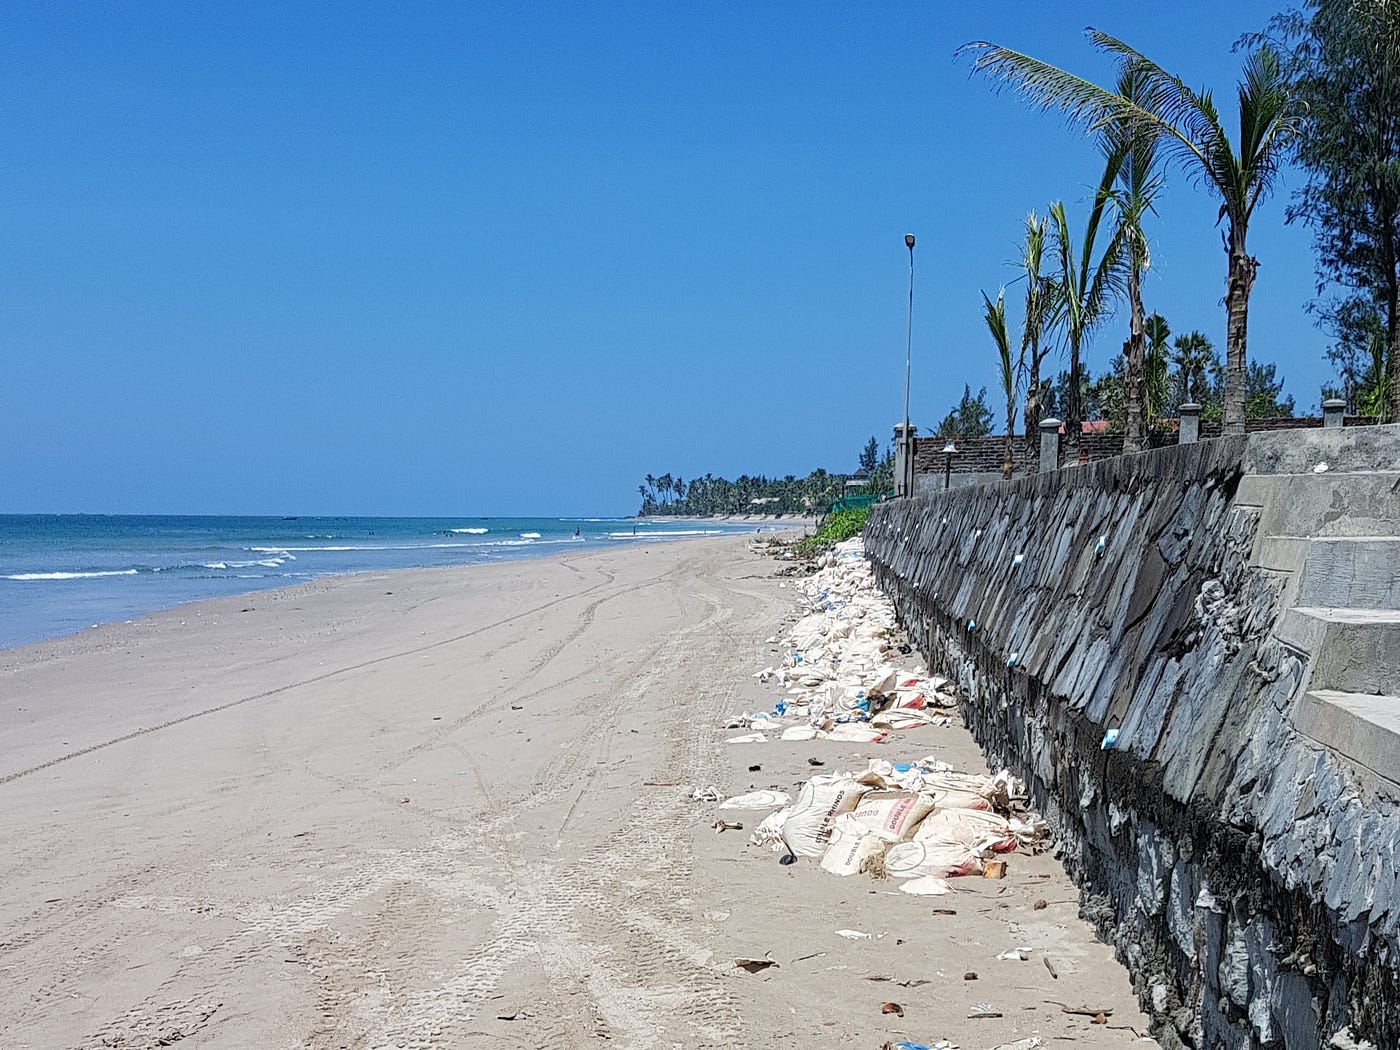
[942,440,958,455]
[904,233,916,250]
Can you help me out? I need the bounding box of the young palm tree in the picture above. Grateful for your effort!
[982,287,1019,479]
[1143,313,1172,424]
[963,31,1302,436]
[1019,212,1053,467]
[1046,153,1127,459]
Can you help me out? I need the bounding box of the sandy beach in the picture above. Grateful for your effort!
[0,536,1151,1049]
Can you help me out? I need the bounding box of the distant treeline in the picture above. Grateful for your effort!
[639,441,894,516]
[638,470,848,517]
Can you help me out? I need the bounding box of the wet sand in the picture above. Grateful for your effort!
[0,536,1152,1048]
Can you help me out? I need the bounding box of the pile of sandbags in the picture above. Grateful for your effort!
[731,538,957,742]
[722,537,1049,883]
[745,757,1046,883]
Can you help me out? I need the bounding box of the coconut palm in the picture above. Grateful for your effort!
[1143,312,1172,424]
[963,31,1302,436]
[982,287,1019,479]
[1101,64,1163,453]
[1046,153,1128,459]
[1019,212,1052,467]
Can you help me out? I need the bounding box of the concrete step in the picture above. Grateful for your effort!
[1293,689,1400,790]
[1276,606,1400,696]
[1238,472,1400,545]
[1296,537,1400,609]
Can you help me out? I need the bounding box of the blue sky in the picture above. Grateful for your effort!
[2,1,1330,515]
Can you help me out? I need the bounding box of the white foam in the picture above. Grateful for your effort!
[5,569,140,581]
[450,527,489,534]
[519,532,541,539]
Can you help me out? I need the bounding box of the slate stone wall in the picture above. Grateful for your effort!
[865,438,1399,1050]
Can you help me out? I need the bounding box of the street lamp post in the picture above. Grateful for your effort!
[903,233,915,439]
[943,440,957,490]
[901,233,916,497]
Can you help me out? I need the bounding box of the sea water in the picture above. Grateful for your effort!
[0,515,772,651]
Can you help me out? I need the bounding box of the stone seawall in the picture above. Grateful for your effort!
[865,432,1400,1050]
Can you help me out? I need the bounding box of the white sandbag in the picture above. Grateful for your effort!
[780,725,826,741]
[826,723,889,744]
[927,788,993,811]
[848,791,936,842]
[885,838,983,878]
[726,732,767,744]
[871,708,945,731]
[780,776,871,857]
[898,876,952,895]
[819,814,888,876]
[916,808,1018,853]
[719,790,790,810]
[750,807,791,849]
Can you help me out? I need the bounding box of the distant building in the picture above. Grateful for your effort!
[844,467,870,493]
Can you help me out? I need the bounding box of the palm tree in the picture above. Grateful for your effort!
[1173,331,1218,409]
[964,31,1302,436]
[982,287,1019,479]
[1102,64,1163,453]
[1143,312,1172,424]
[1046,153,1127,458]
[1019,212,1053,467]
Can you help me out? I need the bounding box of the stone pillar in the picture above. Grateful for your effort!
[1323,398,1346,428]
[1179,403,1201,444]
[893,423,918,498]
[1038,418,1062,473]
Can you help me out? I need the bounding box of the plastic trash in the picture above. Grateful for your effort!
[726,732,767,744]
[834,928,871,940]
[1101,727,1120,750]
[1313,462,1330,474]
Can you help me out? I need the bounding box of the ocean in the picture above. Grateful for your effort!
[0,514,775,651]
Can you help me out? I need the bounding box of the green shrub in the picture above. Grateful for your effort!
[793,507,868,554]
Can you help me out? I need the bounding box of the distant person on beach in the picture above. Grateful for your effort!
[574,527,580,538]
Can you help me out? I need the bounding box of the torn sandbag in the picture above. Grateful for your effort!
[826,723,889,744]
[750,807,791,849]
[898,876,952,895]
[719,790,790,810]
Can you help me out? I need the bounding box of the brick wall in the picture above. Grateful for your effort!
[914,415,1381,479]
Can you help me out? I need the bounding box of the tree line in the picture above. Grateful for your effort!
[637,440,893,516]
[948,3,1399,477]
[638,469,849,517]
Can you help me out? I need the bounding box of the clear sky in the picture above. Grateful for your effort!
[2,1,1330,516]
